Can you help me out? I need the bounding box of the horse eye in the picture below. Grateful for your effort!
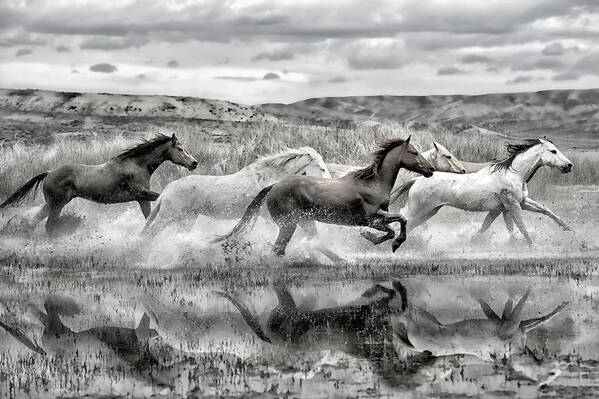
[445,155,452,159]
[409,151,418,155]
[550,150,557,154]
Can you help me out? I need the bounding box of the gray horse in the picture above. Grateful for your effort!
[0,134,197,235]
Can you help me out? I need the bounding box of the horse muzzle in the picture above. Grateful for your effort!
[188,161,199,171]
[560,163,573,173]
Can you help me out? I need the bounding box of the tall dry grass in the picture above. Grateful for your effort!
[0,120,596,202]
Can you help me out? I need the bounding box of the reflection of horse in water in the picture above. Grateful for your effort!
[215,137,435,255]
[219,278,568,386]
[0,134,197,236]
[142,146,331,235]
[395,139,573,245]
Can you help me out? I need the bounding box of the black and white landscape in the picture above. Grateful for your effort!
[1,1,599,398]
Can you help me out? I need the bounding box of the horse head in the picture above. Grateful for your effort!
[399,136,435,177]
[429,142,466,174]
[165,134,198,171]
[537,138,573,173]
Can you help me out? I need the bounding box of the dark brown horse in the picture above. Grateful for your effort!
[0,134,197,235]
[214,136,435,255]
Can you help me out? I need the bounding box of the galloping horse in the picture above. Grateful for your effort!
[328,141,466,179]
[460,157,572,239]
[0,134,197,235]
[142,147,331,235]
[214,137,435,255]
[396,138,573,245]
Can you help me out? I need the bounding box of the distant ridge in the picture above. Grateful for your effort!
[261,88,599,147]
[0,88,272,122]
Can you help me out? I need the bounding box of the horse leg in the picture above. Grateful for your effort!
[475,211,501,236]
[30,205,49,228]
[506,207,532,246]
[273,222,297,257]
[502,212,517,241]
[138,201,151,219]
[136,188,160,202]
[521,197,572,231]
[45,204,67,237]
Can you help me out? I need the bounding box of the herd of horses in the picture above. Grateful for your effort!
[0,133,573,255]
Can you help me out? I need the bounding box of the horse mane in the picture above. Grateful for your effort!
[114,134,172,160]
[350,138,406,180]
[492,138,549,172]
[254,147,317,168]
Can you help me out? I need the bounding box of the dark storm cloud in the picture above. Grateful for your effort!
[167,60,179,68]
[506,76,533,84]
[263,72,280,80]
[15,48,32,57]
[437,66,467,75]
[552,71,580,81]
[252,50,294,61]
[4,0,598,45]
[89,63,117,73]
[80,35,149,50]
[461,54,492,64]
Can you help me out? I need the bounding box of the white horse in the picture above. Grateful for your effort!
[327,141,466,181]
[461,158,572,239]
[397,138,573,245]
[143,147,331,235]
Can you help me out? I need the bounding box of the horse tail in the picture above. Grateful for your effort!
[215,291,271,343]
[0,172,49,209]
[389,178,418,207]
[211,184,274,243]
[141,197,162,236]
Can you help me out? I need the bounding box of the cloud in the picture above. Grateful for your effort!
[71,69,79,74]
[0,33,47,47]
[55,45,70,52]
[542,42,565,56]
[346,39,407,70]
[137,73,146,79]
[506,75,533,84]
[511,57,563,71]
[89,63,117,73]
[15,48,32,57]
[552,71,580,81]
[328,76,346,83]
[263,72,280,80]
[461,54,492,64]
[253,50,294,61]
[167,60,179,68]
[437,66,467,75]
[80,35,149,50]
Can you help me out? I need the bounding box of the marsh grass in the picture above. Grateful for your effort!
[2,119,595,202]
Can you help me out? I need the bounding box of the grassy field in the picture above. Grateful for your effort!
[1,117,599,398]
[1,119,598,202]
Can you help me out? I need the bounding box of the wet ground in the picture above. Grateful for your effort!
[0,268,598,398]
[0,185,598,398]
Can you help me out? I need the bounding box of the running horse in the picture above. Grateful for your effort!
[0,134,197,235]
[214,136,435,255]
[395,138,573,245]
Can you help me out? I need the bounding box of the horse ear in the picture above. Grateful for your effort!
[406,135,411,144]
[171,133,177,143]
[433,142,439,151]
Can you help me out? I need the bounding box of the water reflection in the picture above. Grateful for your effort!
[0,274,592,398]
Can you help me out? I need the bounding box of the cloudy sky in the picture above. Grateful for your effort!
[1,0,599,104]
